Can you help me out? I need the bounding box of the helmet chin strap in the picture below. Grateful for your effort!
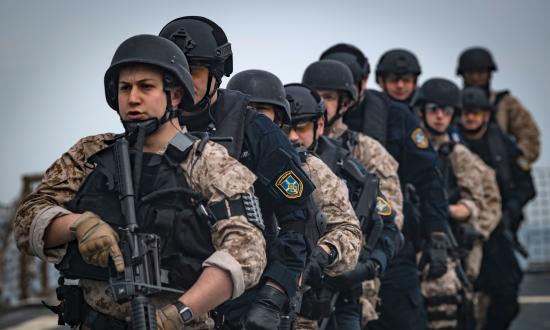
[309,118,321,152]
[182,69,220,133]
[325,93,355,129]
[121,74,179,145]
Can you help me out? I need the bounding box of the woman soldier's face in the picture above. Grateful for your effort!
[117,64,181,121]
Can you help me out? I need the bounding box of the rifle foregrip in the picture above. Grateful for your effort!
[131,296,157,330]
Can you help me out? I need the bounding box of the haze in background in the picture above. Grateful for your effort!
[1,0,549,203]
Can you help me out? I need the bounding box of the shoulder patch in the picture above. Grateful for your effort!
[411,128,429,149]
[376,196,392,216]
[516,156,530,171]
[275,170,304,199]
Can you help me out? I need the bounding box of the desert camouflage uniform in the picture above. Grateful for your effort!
[329,124,403,230]
[421,133,501,329]
[421,259,461,330]
[328,124,402,325]
[14,132,267,329]
[296,153,362,330]
[491,91,540,163]
[434,134,501,279]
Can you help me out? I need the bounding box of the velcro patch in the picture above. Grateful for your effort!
[516,156,530,171]
[275,170,304,199]
[376,196,392,216]
[411,128,429,149]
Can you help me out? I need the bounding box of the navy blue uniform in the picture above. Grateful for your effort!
[345,92,448,330]
[184,89,314,327]
[461,123,535,330]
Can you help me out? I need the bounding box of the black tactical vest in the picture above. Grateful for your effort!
[485,123,514,201]
[344,89,389,146]
[436,141,460,204]
[314,136,375,220]
[59,135,214,290]
[491,90,510,123]
[211,89,251,159]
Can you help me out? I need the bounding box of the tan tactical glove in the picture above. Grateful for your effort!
[156,304,184,330]
[69,211,125,272]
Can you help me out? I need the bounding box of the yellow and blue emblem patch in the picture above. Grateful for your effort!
[275,170,304,199]
[376,197,392,216]
[411,128,429,149]
[516,156,530,171]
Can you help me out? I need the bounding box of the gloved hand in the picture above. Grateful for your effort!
[156,304,184,330]
[457,223,478,251]
[304,246,332,289]
[69,211,124,272]
[502,207,522,234]
[418,232,449,280]
[326,259,380,290]
[243,285,288,330]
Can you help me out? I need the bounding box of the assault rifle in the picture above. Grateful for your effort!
[109,136,162,330]
[444,225,475,330]
[317,159,384,330]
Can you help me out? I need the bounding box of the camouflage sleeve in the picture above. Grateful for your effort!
[499,94,540,163]
[449,145,485,223]
[302,154,362,277]
[452,145,501,239]
[353,133,404,230]
[13,134,112,263]
[184,141,266,297]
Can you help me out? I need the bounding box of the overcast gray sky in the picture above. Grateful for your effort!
[1,0,549,203]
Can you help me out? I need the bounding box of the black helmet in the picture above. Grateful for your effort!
[375,49,421,80]
[284,83,326,124]
[159,16,233,79]
[302,59,357,101]
[461,86,493,111]
[227,69,291,125]
[104,34,195,112]
[456,47,497,75]
[413,78,461,109]
[319,43,370,83]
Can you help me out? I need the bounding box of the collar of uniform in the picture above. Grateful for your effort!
[328,123,348,139]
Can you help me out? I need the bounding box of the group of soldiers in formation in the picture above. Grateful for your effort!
[13,15,540,330]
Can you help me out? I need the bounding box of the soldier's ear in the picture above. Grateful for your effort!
[171,86,184,108]
[316,117,325,137]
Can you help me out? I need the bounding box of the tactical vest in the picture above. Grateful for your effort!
[362,90,390,146]
[59,134,214,290]
[491,90,510,123]
[314,136,375,223]
[344,89,389,147]
[483,123,514,202]
[211,89,251,159]
[436,142,460,204]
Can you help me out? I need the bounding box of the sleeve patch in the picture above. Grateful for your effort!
[275,170,304,199]
[411,128,429,149]
[516,156,530,171]
[376,196,393,216]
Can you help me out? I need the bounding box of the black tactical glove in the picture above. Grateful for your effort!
[326,259,380,291]
[243,285,288,330]
[502,206,522,234]
[457,223,478,251]
[419,233,449,280]
[304,246,332,289]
